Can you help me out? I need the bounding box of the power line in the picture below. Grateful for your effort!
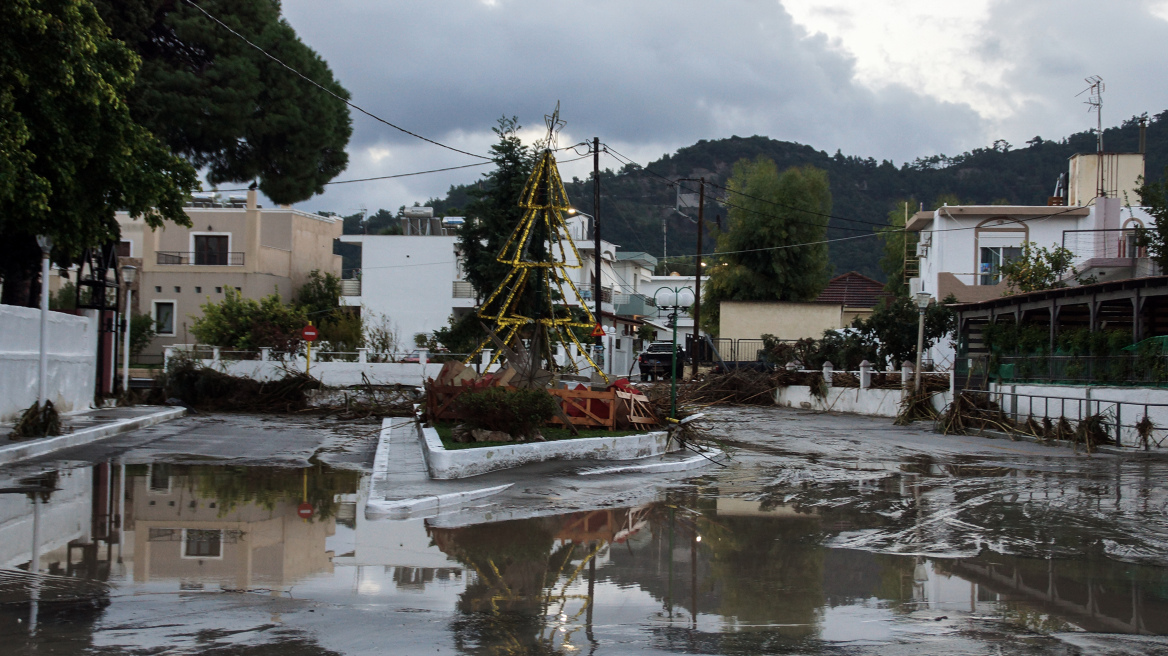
[184,0,490,161]
[209,162,492,192]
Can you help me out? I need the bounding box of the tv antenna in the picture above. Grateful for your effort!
[1078,75,1104,152]
[1077,75,1105,197]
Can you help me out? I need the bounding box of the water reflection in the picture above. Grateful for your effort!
[1,461,1166,653]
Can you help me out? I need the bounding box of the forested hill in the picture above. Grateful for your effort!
[427,111,1168,281]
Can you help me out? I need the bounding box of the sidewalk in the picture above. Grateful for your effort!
[0,405,186,466]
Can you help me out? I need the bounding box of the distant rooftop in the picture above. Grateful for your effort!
[815,272,890,308]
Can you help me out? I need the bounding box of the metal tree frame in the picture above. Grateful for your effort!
[467,108,605,378]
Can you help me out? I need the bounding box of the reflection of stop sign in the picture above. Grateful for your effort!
[297,502,313,519]
[302,325,319,342]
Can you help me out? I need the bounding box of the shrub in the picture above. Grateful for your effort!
[190,288,307,354]
[454,387,558,438]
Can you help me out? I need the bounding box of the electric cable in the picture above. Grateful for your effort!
[184,0,490,161]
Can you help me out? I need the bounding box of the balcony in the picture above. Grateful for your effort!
[452,280,474,298]
[579,285,613,304]
[157,251,245,266]
[340,278,361,296]
[1061,229,1159,280]
[613,292,656,317]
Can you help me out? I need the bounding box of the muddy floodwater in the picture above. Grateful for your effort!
[2,408,1168,654]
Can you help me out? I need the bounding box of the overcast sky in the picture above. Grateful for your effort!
[247,0,1168,217]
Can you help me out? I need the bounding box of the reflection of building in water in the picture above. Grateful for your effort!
[129,465,335,590]
[941,555,1166,635]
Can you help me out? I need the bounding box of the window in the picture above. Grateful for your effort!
[155,286,162,293]
[193,234,230,265]
[116,240,132,257]
[183,529,223,558]
[215,286,222,294]
[174,286,181,293]
[153,301,176,335]
[195,286,202,294]
[979,246,1021,285]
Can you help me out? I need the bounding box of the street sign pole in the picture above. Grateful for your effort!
[302,322,319,376]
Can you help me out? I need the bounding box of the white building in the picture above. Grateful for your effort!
[908,151,1158,368]
[338,233,474,348]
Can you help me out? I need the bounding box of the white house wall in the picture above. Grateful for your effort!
[341,235,473,346]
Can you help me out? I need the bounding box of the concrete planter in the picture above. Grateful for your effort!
[416,421,674,479]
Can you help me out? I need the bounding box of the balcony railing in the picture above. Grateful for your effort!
[1062,228,1147,263]
[579,285,613,304]
[340,278,361,296]
[452,280,474,298]
[157,251,245,266]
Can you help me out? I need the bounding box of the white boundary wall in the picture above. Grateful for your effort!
[186,358,448,387]
[987,382,1168,448]
[776,386,950,418]
[0,304,97,421]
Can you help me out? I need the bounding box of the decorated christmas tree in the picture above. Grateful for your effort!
[468,106,603,377]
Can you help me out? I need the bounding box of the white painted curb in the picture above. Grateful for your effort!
[417,421,674,479]
[365,483,514,519]
[0,406,186,465]
[576,448,726,476]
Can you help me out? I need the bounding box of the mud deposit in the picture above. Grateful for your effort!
[1,408,1167,655]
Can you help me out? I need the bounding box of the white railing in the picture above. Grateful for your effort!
[452,280,474,298]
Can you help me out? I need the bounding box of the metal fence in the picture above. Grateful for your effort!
[156,251,245,266]
[995,355,1168,387]
[960,388,1168,450]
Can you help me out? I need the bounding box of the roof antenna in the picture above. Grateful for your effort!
[1078,75,1105,197]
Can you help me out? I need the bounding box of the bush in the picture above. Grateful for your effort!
[454,387,558,438]
[190,288,307,354]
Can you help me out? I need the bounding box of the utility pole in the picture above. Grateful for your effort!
[691,178,704,377]
[593,137,602,345]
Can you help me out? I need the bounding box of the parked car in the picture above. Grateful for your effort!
[639,341,685,381]
[401,350,423,363]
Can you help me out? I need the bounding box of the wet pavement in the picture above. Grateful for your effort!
[2,408,1167,654]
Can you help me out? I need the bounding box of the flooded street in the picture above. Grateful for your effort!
[2,408,1168,655]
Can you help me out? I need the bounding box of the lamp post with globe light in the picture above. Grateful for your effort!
[35,235,53,408]
[914,291,932,393]
[654,285,695,419]
[120,265,137,394]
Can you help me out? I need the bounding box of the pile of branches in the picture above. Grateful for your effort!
[772,369,824,387]
[678,369,777,406]
[937,392,1008,435]
[11,401,61,439]
[164,359,321,413]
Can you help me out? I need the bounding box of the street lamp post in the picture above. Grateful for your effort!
[654,285,695,419]
[120,265,137,394]
[914,291,932,394]
[35,235,53,408]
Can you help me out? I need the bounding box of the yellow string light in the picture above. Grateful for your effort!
[467,148,607,381]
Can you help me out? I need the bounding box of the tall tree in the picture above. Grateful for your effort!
[93,0,352,204]
[459,117,533,300]
[1,0,197,305]
[434,117,532,351]
[878,199,916,296]
[701,159,832,333]
[1137,166,1168,272]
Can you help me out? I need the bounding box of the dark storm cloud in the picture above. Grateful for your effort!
[283,0,983,166]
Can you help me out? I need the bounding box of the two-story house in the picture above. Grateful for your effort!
[117,188,342,354]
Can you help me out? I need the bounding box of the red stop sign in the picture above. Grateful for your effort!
[297,502,314,519]
[302,325,319,342]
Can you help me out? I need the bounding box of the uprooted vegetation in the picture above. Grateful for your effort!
[936,391,1116,453]
[162,358,415,416]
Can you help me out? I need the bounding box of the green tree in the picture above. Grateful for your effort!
[701,159,832,333]
[1136,166,1168,271]
[129,312,156,357]
[190,288,307,353]
[436,117,533,351]
[854,294,957,367]
[294,269,363,350]
[998,241,1079,294]
[878,200,916,296]
[294,269,343,318]
[459,117,533,300]
[1,0,197,306]
[93,0,351,204]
